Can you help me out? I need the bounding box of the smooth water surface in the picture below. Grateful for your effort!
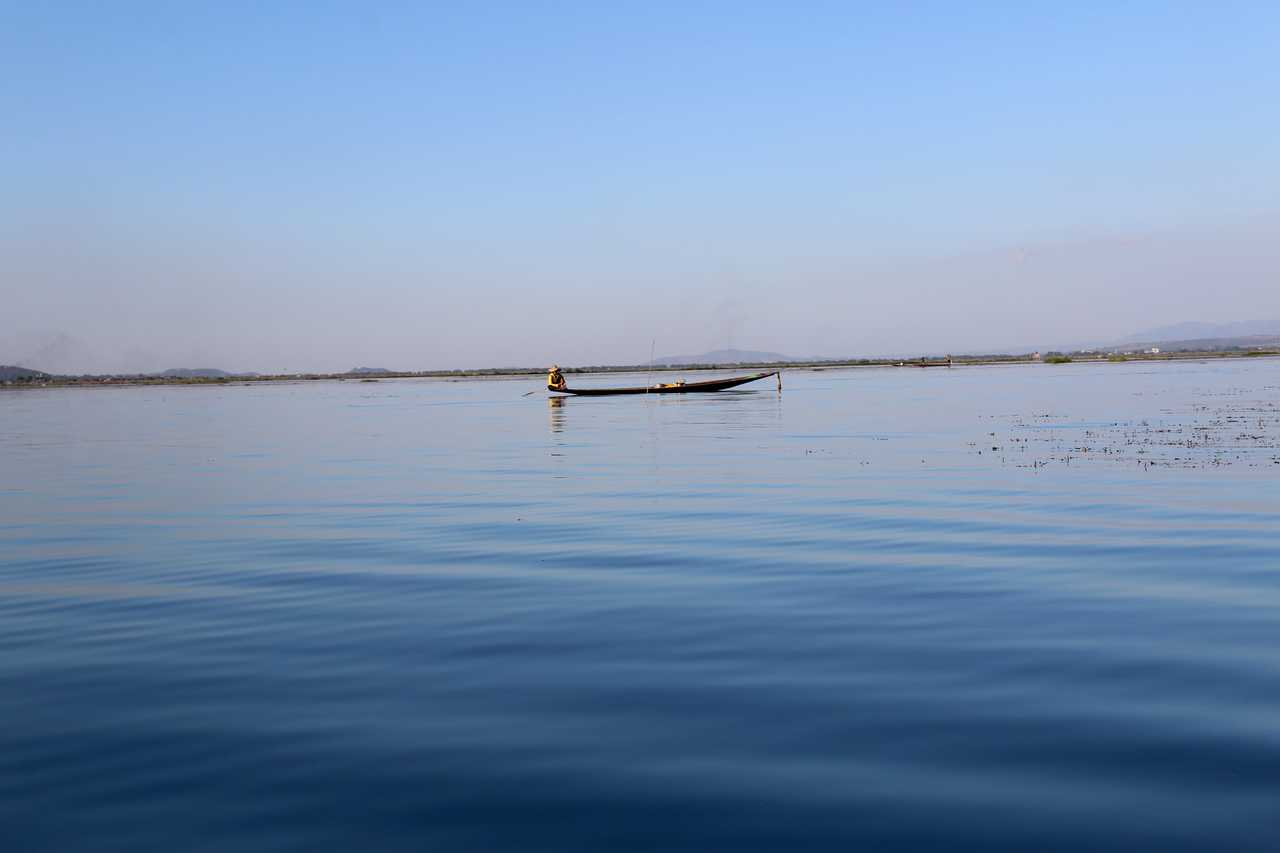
[3,360,1279,851]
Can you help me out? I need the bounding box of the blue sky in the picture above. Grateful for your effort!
[4,2,1279,371]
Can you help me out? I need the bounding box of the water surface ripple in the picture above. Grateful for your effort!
[3,361,1279,851]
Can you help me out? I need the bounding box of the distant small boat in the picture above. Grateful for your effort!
[550,371,779,396]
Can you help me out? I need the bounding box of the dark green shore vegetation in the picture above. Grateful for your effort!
[4,346,1279,389]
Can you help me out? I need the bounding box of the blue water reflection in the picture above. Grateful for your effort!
[3,361,1279,850]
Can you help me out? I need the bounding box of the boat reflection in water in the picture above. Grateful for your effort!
[548,395,566,434]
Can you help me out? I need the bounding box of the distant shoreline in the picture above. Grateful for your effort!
[4,349,1278,390]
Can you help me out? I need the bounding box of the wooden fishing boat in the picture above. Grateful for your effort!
[550,371,779,396]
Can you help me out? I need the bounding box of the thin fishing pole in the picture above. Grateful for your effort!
[647,339,655,393]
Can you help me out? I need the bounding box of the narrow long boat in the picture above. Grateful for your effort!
[550,371,779,396]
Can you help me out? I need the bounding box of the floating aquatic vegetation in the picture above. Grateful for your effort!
[974,389,1280,470]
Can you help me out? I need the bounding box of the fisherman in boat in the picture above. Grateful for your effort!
[547,365,566,391]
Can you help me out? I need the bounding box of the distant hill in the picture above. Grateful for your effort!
[1105,334,1280,353]
[1041,319,1280,355]
[652,348,793,366]
[347,367,394,375]
[1118,320,1280,344]
[159,368,236,378]
[0,365,50,381]
[0,331,92,376]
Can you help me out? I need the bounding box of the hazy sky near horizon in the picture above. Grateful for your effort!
[4,2,1279,373]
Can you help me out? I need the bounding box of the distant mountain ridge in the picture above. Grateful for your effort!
[652,348,793,366]
[1104,334,1280,353]
[1,331,91,376]
[0,365,51,381]
[160,368,237,378]
[1083,319,1280,354]
[1117,319,1280,345]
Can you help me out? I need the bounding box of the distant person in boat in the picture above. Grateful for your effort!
[548,365,566,391]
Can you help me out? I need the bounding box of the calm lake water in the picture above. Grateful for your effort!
[3,360,1279,851]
